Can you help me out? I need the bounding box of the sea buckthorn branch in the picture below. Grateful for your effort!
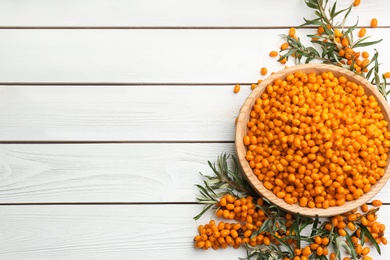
[193,154,387,259]
[277,0,388,99]
[194,154,257,220]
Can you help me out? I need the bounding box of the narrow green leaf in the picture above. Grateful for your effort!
[358,224,381,254]
[310,215,320,237]
[255,218,272,235]
[340,4,353,26]
[272,235,294,257]
[343,20,358,36]
[354,38,383,48]
[294,213,301,249]
[329,2,336,18]
[193,204,213,220]
[345,232,357,260]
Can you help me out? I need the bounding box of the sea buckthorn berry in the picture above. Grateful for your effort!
[384,72,390,78]
[243,70,389,209]
[372,199,383,207]
[321,237,329,246]
[269,51,278,57]
[348,222,356,231]
[338,228,347,236]
[314,236,322,245]
[362,247,370,256]
[302,246,311,256]
[358,28,366,37]
[280,42,289,50]
[233,84,240,93]
[289,27,296,37]
[353,0,360,6]
[261,67,268,76]
[371,18,378,28]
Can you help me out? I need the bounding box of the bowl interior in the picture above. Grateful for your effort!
[235,63,390,217]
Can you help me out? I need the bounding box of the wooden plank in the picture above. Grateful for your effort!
[0,86,251,141]
[0,29,388,84]
[0,0,389,27]
[0,204,244,259]
[0,204,389,259]
[1,143,390,204]
[0,143,235,203]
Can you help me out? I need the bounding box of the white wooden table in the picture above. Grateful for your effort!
[1,1,390,259]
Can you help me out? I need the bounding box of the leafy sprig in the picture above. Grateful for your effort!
[193,153,384,260]
[279,0,388,99]
[194,154,256,220]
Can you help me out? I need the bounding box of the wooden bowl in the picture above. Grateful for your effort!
[235,63,390,217]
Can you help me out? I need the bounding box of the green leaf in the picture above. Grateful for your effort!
[193,204,213,220]
[316,256,328,260]
[305,0,319,9]
[340,4,353,26]
[293,213,301,249]
[343,20,358,37]
[329,2,337,18]
[310,215,320,237]
[272,235,294,257]
[254,218,272,236]
[354,38,383,48]
[330,232,341,260]
[345,232,357,260]
[300,17,323,27]
[358,224,381,254]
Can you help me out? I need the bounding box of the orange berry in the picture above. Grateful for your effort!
[371,18,378,28]
[289,27,296,37]
[362,51,369,59]
[302,246,311,256]
[353,0,360,6]
[317,26,325,35]
[362,247,370,256]
[341,37,349,47]
[269,50,278,57]
[261,67,268,76]
[280,42,289,50]
[384,72,390,78]
[358,28,366,37]
[372,199,382,207]
[233,84,240,93]
[338,228,347,236]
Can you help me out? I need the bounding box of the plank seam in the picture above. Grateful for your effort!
[0,83,389,86]
[0,141,234,144]
[0,26,388,30]
[0,202,199,206]
[0,82,251,86]
[0,202,388,206]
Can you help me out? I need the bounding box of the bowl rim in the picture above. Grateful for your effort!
[235,63,390,217]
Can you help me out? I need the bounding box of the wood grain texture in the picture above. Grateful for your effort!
[1,143,390,204]
[0,29,388,84]
[0,204,244,260]
[1,204,389,259]
[0,0,389,27]
[0,86,251,141]
[0,143,235,203]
